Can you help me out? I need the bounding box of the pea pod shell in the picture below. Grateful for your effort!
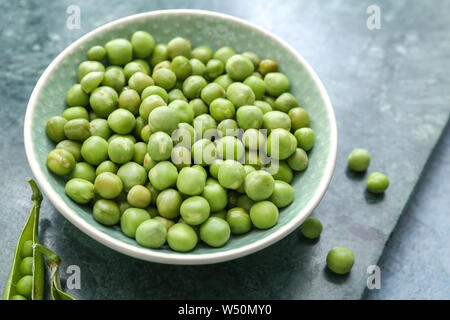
[2,179,44,300]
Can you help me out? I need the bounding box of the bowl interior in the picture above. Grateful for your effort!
[27,11,334,263]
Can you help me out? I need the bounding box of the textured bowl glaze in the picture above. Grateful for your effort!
[24,10,337,264]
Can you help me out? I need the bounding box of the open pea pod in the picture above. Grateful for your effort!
[2,178,45,300]
[34,244,76,300]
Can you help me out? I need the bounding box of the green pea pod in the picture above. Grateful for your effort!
[2,178,45,300]
[34,244,76,300]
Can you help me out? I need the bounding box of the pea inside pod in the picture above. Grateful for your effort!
[2,178,44,300]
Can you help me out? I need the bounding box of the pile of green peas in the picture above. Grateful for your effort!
[45,31,315,252]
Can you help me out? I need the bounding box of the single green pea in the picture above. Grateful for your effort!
[64,118,91,141]
[217,119,240,137]
[171,56,192,80]
[46,116,67,142]
[209,159,224,179]
[89,86,119,118]
[117,162,147,192]
[189,98,208,117]
[87,45,106,61]
[120,207,151,238]
[250,201,279,229]
[102,66,126,92]
[200,217,230,247]
[156,188,182,219]
[81,71,104,93]
[153,60,171,72]
[295,128,315,152]
[93,199,120,226]
[226,82,255,107]
[269,180,294,208]
[201,83,226,105]
[216,136,245,160]
[202,179,228,212]
[148,106,179,134]
[205,59,225,79]
[19,257,34,276]
[171,145,191,170]
[172,122,195,148]
[225,54,254,81]
[119,89,141,115]
[244,170,275,201]
[150,44,169,67]
[148,161,178,191]
[259,59,278,76]
[81,136,109,165]
[192,113,218,139]
[274,92,299,113]
[265,128,297,160]
[46,148,75,175]
[139,94,167,120]
[268,161,293,183]
[347,148,371,172]
[147,131,173,161]
[168,100,194,123]
[176,167,206,196]
[213,46,236,64]
[182,75,208,99]
[141,86,169,103]
[135,219,167,248]
[236,164,257,193]
[192,46,213,64]
[69,162,96,182]
[242,128,266,150]
[254,100,273,114]
[128,72,154,94]
[264,72,290,97]
[262,110,291,132]
[65,178,95,204]
[151,68,176,91]
[180,196,211,226]
[301,217,323,239]
[66,84,89,107]
[287,148,309,171]
[213,75,232,91]
[191,139,216,166]
[133,117,147,140]
[242,51,260,69]
[16,275,33,298]
[131,30,155,58]
[107,108,136,135]
[326,247,355,275]
[133,142,147,165]
[236,195,254,212]
[96,160,118,176]
[366,172,389,193]
[168,88,187,103]
[227,207,252,235]
[21,240,34,258]
[218,160,245,190]
[236,105,264,130]
[105,38,133,66]
[288,107,310,131]
[209,98,235,122]
[94,172,123,199]
[167,223,198,252]
[77,60,105,82]
[243,75,266,100]
[168,37,192,59]
[62,106,89,121]
[190,58,206,76]
[56,140,82,161]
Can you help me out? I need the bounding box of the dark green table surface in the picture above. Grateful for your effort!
[1,0,449,299]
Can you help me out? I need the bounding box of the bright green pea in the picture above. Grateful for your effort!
[227,207,252,234]
[214,74,233,90]
[182,75,208,99]
[150,43,169,67]
[64,118,91,141]
[69,162,96,182]
[167,223,198,252]
[205,59,225,79]
[326,247,354,275]
[199,217,230,247]
[180,196,210,226]
[176,167,206,196]
[218,160,245,190]
[62,106,89,121]
[133,116,146,140]
[136,219,167,248]
[93,199,120,226]
[194,114,217,139]
[148,161,178,191]
[209,159,224,179]
[265,129,297,160]
[287,148,308,171]
[139,94,167,120]
[66,84,89,107]
[152,68,176,91]
[190,58,206,76]
[242,128,266,150]
[269,180,294,208]
[236,105,264,130]
[215,136,245,160]
[202,178,228,212]
[254,100,273,114]
[65,178,95,204]
[236,195,254,212]
[117,162,147,192]
[201,83,225,105]
[217,119,239,137]
[107,109,136,135]
[249,201,279,229]
[156,188,182,219]
[81,71,104,93]
[209,98,235,122]
[168,100,194,123]
[264,72,289,97]
[148,106,179,134]
[226,82,255,107]
[133,142,147,165]
[16,275,33,298]
[262,110,291,132]
[167,37,192,59]
[295,128,315,152]
[105,38,133,66]
[141,86,169,103]
[147,131,173,161]
[89,86,119,118]
[46,116,67,142]
[171,56,192,80]
[81,136,109,165]
[168,88,187,103]
[153,216,175,231]
[213,46,236,64]
[244,170,274,201]
[189,98,208,117]
[268,161,293,183]
[131,31,155,58]
[347,148,370,172]
[77,60,105,82]
[242,51,260,68]
[243,75,266,100]
[173,122,195,148]
[94,172,123,199]
[288,107,310,131]
[87,45,106,61]
[191,139,216,166]
[102,66,126,92]
[301,217,323,239]
[120,207,151,238]
[96,160,118,176]
[19,257,33,276]
[366,172,389,193]
[259,59,278,75]
[275,92,299,113]
[21,240,33,258]
[119,89,141,115]
[56,140,82,161]
[226,54,254,81]
[46,148,75,175]
[192,46,213,64]
[171,145,191,170]
[128,72,154,94]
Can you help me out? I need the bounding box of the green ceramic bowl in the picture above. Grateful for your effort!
[24,10,337,264]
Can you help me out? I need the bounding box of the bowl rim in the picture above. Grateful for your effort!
[24,9,337,265]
